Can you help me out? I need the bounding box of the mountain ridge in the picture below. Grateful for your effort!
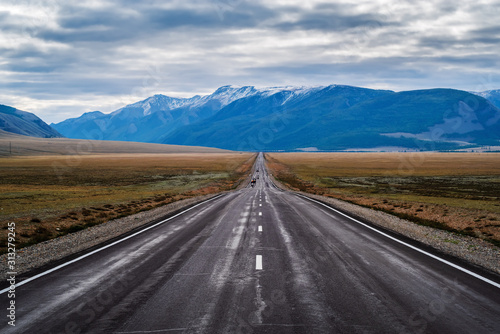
[47,84,500,151]
[472,89,500,109]
[0,104,63,138]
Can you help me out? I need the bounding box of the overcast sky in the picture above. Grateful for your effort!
[1,0,499,123]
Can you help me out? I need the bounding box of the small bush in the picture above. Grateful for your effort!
[83,217,97,224]
[26,227,52,245]
[29,234,51,244]
[81,208,92,216]
[66,225,85,233]
[35,227,48,234]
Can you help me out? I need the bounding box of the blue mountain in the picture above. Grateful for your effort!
[163,86,500,151]
[52,85,500,151]
[51,86,260,142]
[0,104,62,138]
[473,90,500,109]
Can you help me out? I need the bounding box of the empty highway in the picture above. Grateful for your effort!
[1,153,500,333]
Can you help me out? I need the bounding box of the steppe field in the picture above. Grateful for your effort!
[0,150,255,253]
[266,152,500,246]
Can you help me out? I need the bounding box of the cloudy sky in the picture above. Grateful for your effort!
[1,0,499,123]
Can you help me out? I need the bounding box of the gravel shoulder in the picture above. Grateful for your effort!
[269,174,500,276]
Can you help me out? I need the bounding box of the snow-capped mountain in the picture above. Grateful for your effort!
[51,85,326,142]
[52,85,500,151]
[191,85,258,108]
[117,94,201,117]
[163,86,500,151]
[471,90,500,109]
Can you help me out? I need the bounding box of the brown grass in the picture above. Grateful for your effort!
[0,130,229,156]
[266,153,500,246]
[0,153,255,252]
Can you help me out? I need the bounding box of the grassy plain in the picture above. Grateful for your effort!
[266,153,500,246]
[0,130,227,155]
[1,153,255,252]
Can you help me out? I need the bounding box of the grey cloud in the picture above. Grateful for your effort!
[419,36,465,50]
[273,4,393,32]
[0,72,145,97]
[0,11,9,22]
[145,4,276,29]
[34,1,276,45]
[35,27,134,43]
[436,1,459,14]
[430,55,499,68]
[473,37,500,44]
[0,45,47,59]
[56,6,138,30]
[1,46,75,74]
[419,34,500,50]
[246,59,426,80]
[470,25,500,36]
[1,0,499,122]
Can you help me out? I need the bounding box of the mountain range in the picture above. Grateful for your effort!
[50,85,500,151]
[51,86,260,143]
[1,85,498,151]
[0,104,62,138]
[473,90,500,110]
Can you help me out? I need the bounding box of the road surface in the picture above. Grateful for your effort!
[2,153,500,333]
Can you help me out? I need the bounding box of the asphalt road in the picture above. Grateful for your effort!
[2,153,500,333]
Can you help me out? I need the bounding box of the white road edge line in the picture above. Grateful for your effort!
[297,194,500,289]
[0,194,225,295]
[256,255,263,270]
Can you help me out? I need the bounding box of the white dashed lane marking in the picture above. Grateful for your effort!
[258,226,262,232]
[256,255,263,270]
[259,212,262,216]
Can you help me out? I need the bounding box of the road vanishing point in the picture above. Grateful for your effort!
[2,153,500,333]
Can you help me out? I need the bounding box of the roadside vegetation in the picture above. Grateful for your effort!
[0,153,255,253]
[266,152,500,247]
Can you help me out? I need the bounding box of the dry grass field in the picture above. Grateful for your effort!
[1,153,255,253]
[0,130,228,155]
[266,153,500,246]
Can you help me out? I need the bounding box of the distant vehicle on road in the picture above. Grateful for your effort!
[251,178,257,187]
